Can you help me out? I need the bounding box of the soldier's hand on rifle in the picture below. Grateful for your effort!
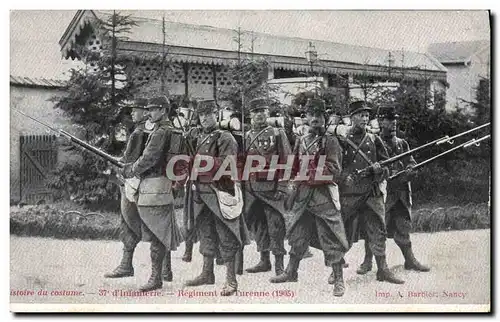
[403,164,417,181]
[370,162,383,175]
[122,162,135,179]
[56,134,72,146]
[344,174,355,187]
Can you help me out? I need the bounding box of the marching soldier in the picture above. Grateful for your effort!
[338,100,404,285]
[104,98,150,279]
[356,105,430,275]
[184,99,250,296]
[271,98,349,297]
[122,96,183,291]
[243,97,291,277]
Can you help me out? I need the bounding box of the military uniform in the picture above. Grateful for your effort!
[105,99,151,279]
[384,136,415,244]
[185,100,250,296]
[338,100,404,284]
[243,97,291,277]
[122,96,183,292]
[271,98,348,297]
[357,107,429,274]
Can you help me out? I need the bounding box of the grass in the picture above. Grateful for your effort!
[10,200,490,240]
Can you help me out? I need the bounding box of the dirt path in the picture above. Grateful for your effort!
[10,229,490,308]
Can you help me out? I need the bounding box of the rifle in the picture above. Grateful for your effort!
[14,109,124,168]
[173,111,197,244]
[355,122,490,175]
[389,134,491,180]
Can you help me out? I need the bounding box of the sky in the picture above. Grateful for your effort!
[10,10,490,80]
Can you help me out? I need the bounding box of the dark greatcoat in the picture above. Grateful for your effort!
[120,121,149,238]
[128,119,183,250]
[382,136,416,238]
[243,125,292,229]
[190,126,251,247]
[338,127,390,245]
[286,130,349,251]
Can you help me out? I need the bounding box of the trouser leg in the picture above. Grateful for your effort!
[264,205,286,275]
[197,207,219,258]
[214,216,240,263]
[270,213,311,283]
[389,202,429,272]
[104,197,141,278]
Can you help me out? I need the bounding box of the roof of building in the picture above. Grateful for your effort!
[60,10,447,80]
[10,75,66,88]
[428,39,490,64]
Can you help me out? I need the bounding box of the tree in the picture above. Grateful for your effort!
[217,28,279,114]
[468,76,491,125]
[48,12,143,207]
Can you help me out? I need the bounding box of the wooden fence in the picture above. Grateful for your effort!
[19,134,58,204]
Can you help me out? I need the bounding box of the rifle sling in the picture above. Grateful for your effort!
[345,136,373,167]
[245,126,274,154]
[303,135,323,155]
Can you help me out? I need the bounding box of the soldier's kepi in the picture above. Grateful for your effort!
[120,95,183,292]
[243,97,292,278]
[184,99,250,297]
[338,100,405,285]
[356,105,430,275]
[270,98,349,297]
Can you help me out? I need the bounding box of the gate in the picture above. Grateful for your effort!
[19,134,58,204]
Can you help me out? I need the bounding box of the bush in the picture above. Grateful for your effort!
[10,203,121,240]
[412,158,490,205]
[412,202,490,233]
[46,153,122,212]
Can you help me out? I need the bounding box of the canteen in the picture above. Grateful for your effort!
[342,115,352,126]
[267,116,285,128]
[173,116,187,129]
[328,114,341,126]
[368,119,380,134]
[178,107,193,121]
[219,117,241,131]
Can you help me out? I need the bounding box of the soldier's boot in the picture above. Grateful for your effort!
[398,243,430,272]
[246,251,271,273]
[139,245,164,292]
[220,257,238,296]
[274,254,285,276]
[332,263,346,297]
[162,251,173,282]
[104,249,135,278]
[269,255,300,283]
[182,241,193,263]
[303,248,313,259]
[356,243,374,275]
[329,259,348,284]
[235,248,244,275]
[184,256,215,287]
[375,255,405,285]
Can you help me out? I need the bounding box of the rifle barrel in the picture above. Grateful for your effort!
[14,108,124,168]
[60,130,124,168]
[436,122,490,145]
[463,134,491,148]
[356,122,491,175]
[389,134,491,180]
